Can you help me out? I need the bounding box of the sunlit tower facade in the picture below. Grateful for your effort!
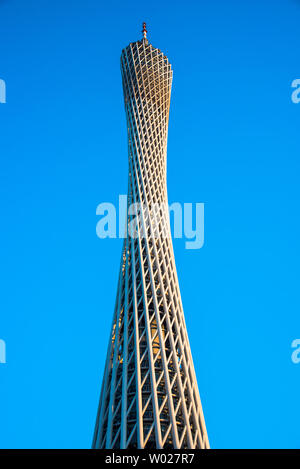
[92,24,209,450]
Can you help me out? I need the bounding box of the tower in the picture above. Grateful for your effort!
[92,25,209,450]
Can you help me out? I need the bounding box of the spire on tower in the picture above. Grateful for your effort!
[142,22,147,40]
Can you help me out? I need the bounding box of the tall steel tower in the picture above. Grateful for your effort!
[93,24,209,450]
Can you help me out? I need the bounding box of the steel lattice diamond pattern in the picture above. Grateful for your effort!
[92,29,209,450]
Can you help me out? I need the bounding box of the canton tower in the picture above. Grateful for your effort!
[92,24,209,450]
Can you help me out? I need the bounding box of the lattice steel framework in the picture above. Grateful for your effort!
[92,27,209,450]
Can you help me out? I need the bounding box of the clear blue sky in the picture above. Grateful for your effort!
[0,0,300,449]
